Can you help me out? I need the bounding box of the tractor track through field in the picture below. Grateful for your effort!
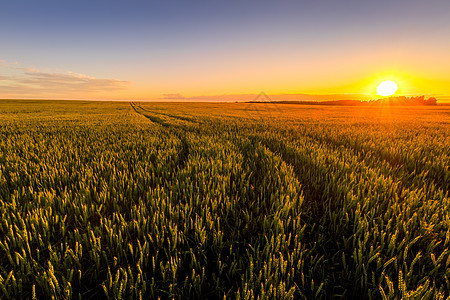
[130,102,198,124]
[131,102,370,297]
[130,102,169,127]
[130,102,190,179]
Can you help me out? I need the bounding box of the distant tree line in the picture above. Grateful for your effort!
[261,96,438,106]
[368,95,437,106]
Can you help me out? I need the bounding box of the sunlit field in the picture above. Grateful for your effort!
[0,100,449,299]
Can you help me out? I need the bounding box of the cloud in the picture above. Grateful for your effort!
[16,67,41,72]
[161,93,186,100]
[0,62,131,98]
[0,60,19,67]
[19,69,130,92]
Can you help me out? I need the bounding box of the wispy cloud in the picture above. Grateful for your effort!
[19,69,130,92]
[0,60,19,66]
[161,93,186,100]
[0,62,131,98]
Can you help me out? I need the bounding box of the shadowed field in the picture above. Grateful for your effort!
[0,100,449,299]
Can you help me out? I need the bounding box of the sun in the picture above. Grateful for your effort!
[377,80,398,96]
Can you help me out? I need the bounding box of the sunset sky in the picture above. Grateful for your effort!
[1,0,450,101]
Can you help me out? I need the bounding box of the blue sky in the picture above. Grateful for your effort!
[1,0,450,100]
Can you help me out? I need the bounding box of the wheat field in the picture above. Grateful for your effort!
[0,100,449,299]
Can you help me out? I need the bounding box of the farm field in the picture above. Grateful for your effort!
[0,100,449,299]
